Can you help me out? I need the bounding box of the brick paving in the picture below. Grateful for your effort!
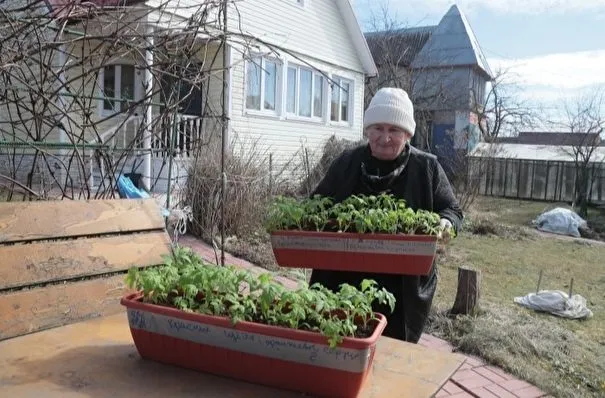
[180,235,550,398]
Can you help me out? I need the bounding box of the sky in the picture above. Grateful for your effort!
[352,0,605,126]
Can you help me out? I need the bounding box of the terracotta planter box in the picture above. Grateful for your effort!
[121,293,387,398]
[270,230,437,275]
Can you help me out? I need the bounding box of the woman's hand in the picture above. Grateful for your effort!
[438,218,454,241]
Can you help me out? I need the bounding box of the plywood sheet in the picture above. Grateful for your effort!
[0,198,165,243]
[0,275,132,341]
[0,231,171,290]
[0,313,465,397]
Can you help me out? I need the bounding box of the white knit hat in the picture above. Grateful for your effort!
[363,87,416,136]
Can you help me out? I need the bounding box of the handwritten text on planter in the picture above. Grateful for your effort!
[127,308,369,372]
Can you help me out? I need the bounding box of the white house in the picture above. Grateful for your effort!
[1,0,376,195]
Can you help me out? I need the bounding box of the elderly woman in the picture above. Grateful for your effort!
[309,87,463,344]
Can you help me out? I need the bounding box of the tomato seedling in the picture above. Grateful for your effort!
[126,247,396,348]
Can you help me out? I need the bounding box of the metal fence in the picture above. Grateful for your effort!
[469,157,605,204]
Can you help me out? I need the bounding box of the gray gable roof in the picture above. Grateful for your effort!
[365,26,436,67]
[410,5,493,78]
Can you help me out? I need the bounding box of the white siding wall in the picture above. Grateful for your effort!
[229,44,365,168]
[149,1,365,73]
[225,0,364,73]
[153,0,368,171]
[226,0,366,169]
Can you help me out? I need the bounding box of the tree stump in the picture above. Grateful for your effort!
[450,266,481,315]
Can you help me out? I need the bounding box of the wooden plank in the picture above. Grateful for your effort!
[0,275,133,341]
[0,231,171,290]
[0,312,465,398]
[0,198,165,243]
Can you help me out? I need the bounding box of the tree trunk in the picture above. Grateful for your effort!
[450,266,481,315]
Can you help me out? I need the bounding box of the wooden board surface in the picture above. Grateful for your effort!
[0,231,171,290]
[0,198,165,243]
[0,312,465,398]
[0,275,132,341]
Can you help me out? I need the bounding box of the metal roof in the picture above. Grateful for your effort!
[410,4,493,79]
[468,143,605,163]
[365,26,436,67]
[494,132,601,146]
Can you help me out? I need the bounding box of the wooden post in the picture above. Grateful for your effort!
[503,158,509,197]
[554,161,560,201]
[516,160,522,198]
[530,160,536,199]
[450,266,481,315]
[544,161,551,200]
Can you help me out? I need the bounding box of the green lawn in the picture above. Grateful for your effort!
[430,196,605,398]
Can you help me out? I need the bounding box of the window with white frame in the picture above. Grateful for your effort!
[246,56,280,113]
[286,64,324,119]
[330,77,352,123]
[101,64,136,113]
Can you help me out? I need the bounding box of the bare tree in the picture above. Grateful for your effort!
[363,2,472,152]
[442,67,544,211]
[555,87,605,217]
[0,0,235,201]
[363,3,413,103]
[473,67,542,142]
[0,1,317,203]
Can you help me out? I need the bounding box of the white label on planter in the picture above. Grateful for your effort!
[127,308,372,373]
[271,234,436,256]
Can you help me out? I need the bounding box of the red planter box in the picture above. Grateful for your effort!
[270,230,438,275]
[121,293,387,398]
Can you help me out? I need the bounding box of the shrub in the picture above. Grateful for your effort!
[186,135,277,240]
[298,135,364,196]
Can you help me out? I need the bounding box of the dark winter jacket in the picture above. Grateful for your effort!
[309,142,463,343]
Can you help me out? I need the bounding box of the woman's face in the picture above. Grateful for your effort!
[366,123,411,161]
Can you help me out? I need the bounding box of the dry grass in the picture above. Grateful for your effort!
[429,196,605,397]
[470,196,605,237]
[185,135,299,241]
[467,196,564,226]
[428,303,605,398]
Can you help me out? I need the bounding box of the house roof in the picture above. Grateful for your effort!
[365,25,436,67]
[410,5,493,79]
[494,132,601,147]
[469,143,605,163]
[337,0,379,76]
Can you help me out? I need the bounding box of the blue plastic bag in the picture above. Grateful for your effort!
[117,175,150,199]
